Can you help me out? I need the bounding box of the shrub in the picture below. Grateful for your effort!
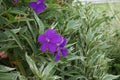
[0,0,119,80]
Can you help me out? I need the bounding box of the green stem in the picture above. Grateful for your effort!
[17,60,26,76]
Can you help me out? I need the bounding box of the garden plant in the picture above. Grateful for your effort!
[0,0,120,80]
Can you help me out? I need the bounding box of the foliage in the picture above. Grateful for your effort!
[104,3,120,79]
[26,53,60,80]
[0,64,27,80]
[93,2,120,79]
[0,0,119,80]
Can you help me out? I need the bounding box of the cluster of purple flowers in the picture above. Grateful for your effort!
[38,29,68,61]
[14,0,46,14]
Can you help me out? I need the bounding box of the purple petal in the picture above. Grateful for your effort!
[14,0,18,3]
[37,0,44,3]
[60,38,67,47]
[51,34,62,43]
[55,50,61,61]
[38,34,46,43]
[61,48,68,57]
[29,2,37,9]
[40,43,48,52]
[45,29,56,38]
[48,43,57,53]
[34,2,46,14]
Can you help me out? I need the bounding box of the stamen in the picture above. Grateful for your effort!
[46,38,50,42]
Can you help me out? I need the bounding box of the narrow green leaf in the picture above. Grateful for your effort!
[26,21,36,42]
[0,31,8,41]
[102,74,119,80]
[69,75,87,80]
[0,65,15,72]
[14,18,34,22]
[34,12,44,33]
[0,16,7,25]
[67,55,86,61]
[42,62,57,79]
[8,9,27,15]
[49,76,61,80]
[26,53,41,78]
[11,28,21,34]
[67,20,79,29]
[0,73,18,80]
[6,30,23,49]
[20,34,37,53]
[18,75,27,80]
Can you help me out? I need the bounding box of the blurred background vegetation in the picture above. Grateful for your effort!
[95,2,120,77]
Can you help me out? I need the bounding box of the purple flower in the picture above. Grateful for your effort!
[29,0,46,14]
[38,29,68,61]
[38,29,62,53]
[14,0,18,3]
[55,38,68,61]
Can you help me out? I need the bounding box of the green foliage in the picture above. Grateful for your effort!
[102,74,119,80]
[0,0,119,80]
[0,65,27,80]
[98,2,120,79]
[26,53,60,80]
[57,2,118,80]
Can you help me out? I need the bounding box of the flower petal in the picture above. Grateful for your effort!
[38,34,46,43]
[51,34,62,43]
[29,2,37,9]
[48,43,57,53]
[60,38,66,47]
[61,48,68,57]
[40,43,48,52]
[45,29,56,38]
[55,50,61,61]
[14,0,18,3]
[37,0,44,3]
[34,2,46,14]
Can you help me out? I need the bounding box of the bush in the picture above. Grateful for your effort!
[0,0,119,80]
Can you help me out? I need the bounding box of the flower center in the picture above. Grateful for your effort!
[46,38,50,42]
[56,43,60,46]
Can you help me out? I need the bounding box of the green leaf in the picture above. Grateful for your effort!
[114,64,120,69]
[11,28,22,34]
[14,18,34,22]
[0,31,8,41]
[5,30,23,49]
[0,65,25,80]
[0,65,15,72]
[0,73,18,80]
[26,21,36,42]
[26,53,41,78]
[49,76,61,80]
[0,16,7,25]
[102,74,119,80]
[34,12,44,33]
[69,75,87,80]
[67,20,79,29]
[8,9,27,15]
[67,55,86,61]
[7,13,15,21]
[18,75,27,80]
[20,34,37,53]
[42,62,57,79]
